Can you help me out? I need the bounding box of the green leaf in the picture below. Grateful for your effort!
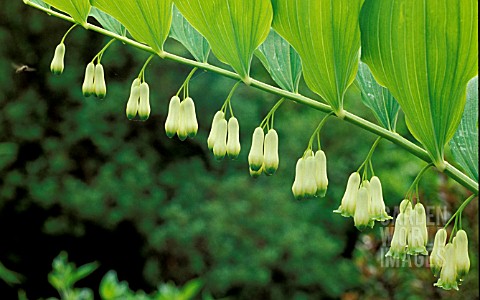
[255,29,302,93]
[360,0,478,169]
[174,0,273,81]
[91,0,173,52]
[450,76,478,181]
[179,279,203,300]
[89,7,126,36]
[70,262,99,284]
[43,0,90,26]
[355,62,399,131]
[271,0,364,117]
[169,5,210,63]
[30,0,50,9]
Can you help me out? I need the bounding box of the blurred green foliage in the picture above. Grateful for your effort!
[0,1,478,299]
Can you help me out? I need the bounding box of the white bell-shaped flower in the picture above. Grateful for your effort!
[94,64,107,99]
[177,101,188,141]
[385,212,409,261]
[125,78,141,120]
[334,172,360,217]
[454,230,470,281]
[183,97,198,137]
[248,127,265,171]
[213,118,228,160]
[407,203,428,255]
[50,43,65,75]
[165,96,181,138]
[263,129,279,175]
[314,150,328,197]
[368,176,392,221]
[137,82,150,121]
[226,117,241,159]
[434,243,459,290]
[303,155,318,198]
[292,157,306,200]
[430,228,447,277]
[207,111,225,150]
[82,62,95,97]
[354,187,372,231]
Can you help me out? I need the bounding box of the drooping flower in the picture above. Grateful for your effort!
[263,129,279,175]
[94,64,107,99]
[50,43,65,75]
[314,150,328,197]
[248,127,264,171]
[303,154,318,198]
[82,62,95,97]
[165,96,181,138]
[334,172,360,217]
[434,243,459,291]
[226,117,241,159]
[137,82,150,121]
[292,157,306,200]
[454,230,470,281]
[368,176,392,221]
[213,118,228,160]
[207,111,225,150]
[430,228,447,277]
[385,211,409,261]
[354,186,373,231]
[183,97,198,137]
[125,78,141,120]
[407,203,428,255]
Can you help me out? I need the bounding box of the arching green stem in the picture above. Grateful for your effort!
[404,163,434,200]
[60,24,77,43]
[23,1,480,195]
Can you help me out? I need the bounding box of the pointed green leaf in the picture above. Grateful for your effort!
[91,0,173,52]
[450,76,478,181]
[174,0,273,81]
[169,5,210,63]
[255,29,302,93]
[271,0,364,117]
[355,62,400,131]
[89,7,126,36]
[43,0,90,26]
[360,0,478,169]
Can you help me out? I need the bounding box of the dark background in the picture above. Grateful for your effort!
[0,1,478,299]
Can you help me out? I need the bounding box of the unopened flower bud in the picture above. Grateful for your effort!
[137,82,150,121]
[454,230,470,281]
[354,187,372,231]
[314,150,328,197]
[434,243,459,290]
[263,129,279,175]
[226,117,241,159]
[248,127,264,171]
[177,103,188,141]
[82,62,95,97]
[94,64,107,99]
[50,43,65,75]
[165,96,181,137]
[207,111,225,150]
[407,203,428,255]
[368,176,392,221]
[183,97,198,137]
[125,78,141,120]
[430,228,447,277]
[213,118,228,160]
[334,172,360,217]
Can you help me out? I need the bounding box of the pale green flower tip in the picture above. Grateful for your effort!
[385,249,408,261]
[177,132,188,141]
[316,188,327,198]
[431,265,442,278]
[407,247,428,256]
[434,280,459,291]
[249,165,263,178]
[165,130,176,139]
[263,165,277,176]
